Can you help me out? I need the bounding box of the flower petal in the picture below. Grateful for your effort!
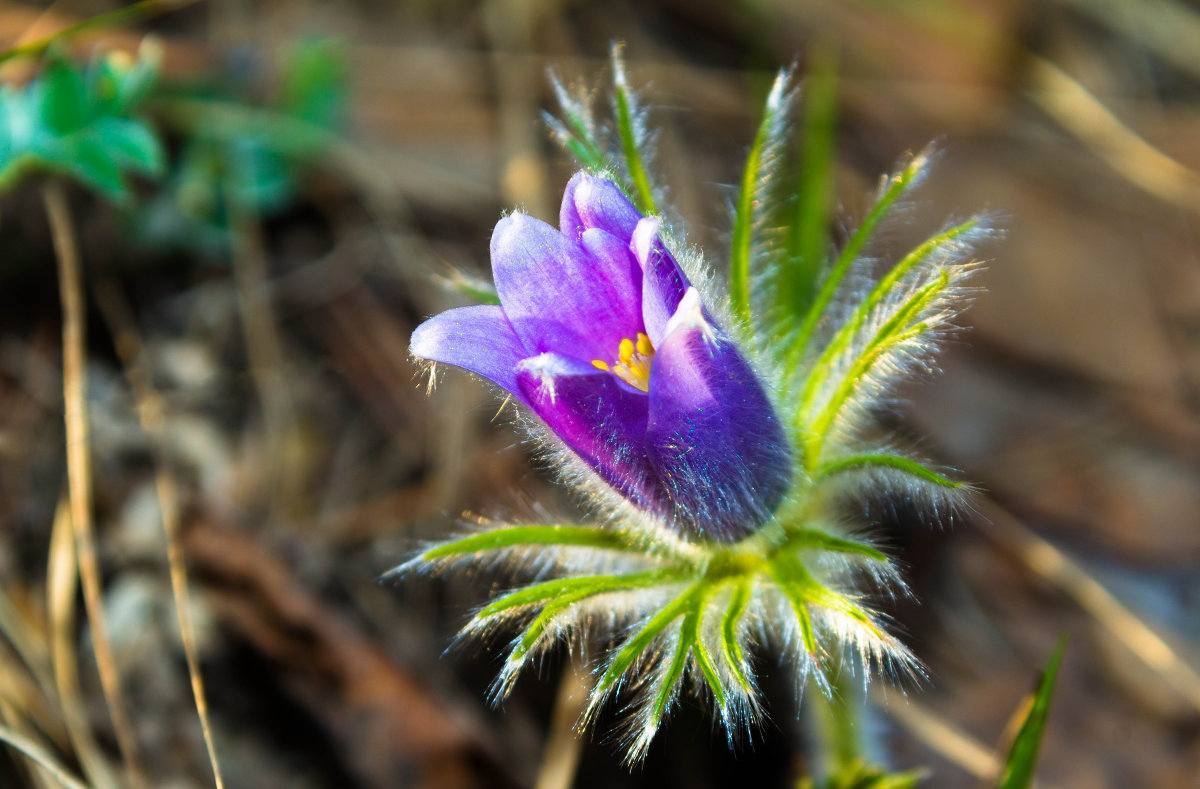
[410,305,530,402]
[516,353,666,514]
[559,171,641,241]
[632,217,690,344]
[492,213,642,361]
[644,290,792,541]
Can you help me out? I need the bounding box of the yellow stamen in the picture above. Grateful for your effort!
[592,333,656,393]
[618,337,635,364]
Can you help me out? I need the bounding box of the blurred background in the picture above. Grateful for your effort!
[0,0,1198,787]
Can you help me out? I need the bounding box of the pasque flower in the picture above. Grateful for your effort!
[401,59,987,764]
[411,172,792,542]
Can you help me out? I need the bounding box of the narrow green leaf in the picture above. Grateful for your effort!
[794,218,977,423]
[789,529,889,563]
[995,637,1067,789]
[651,606,697,726]
[814,454,961,489]
[800,270,951,467]
[610,44,656,215]
[600,584,700,691]
[720,578,753,692]
[513,584,615,659]
[478,571,670,620]
[682,587,727,709]
[730,72,788,325]
[783,41,838,320]
[785,153,928,374]
[423,525,638,561]
[547,76,607,172]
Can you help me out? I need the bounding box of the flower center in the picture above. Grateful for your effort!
[592,332,655,392]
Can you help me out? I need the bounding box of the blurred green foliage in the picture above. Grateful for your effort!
[0,44,164,202]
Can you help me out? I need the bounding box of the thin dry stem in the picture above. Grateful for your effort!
[1027,57,1200,214]
[0,720,92,789]
[533,657,589,789]
[870,687,998,781]
[982,499,1200,713]
[94,278,227,789]
[44,181,145,789]
[47,496,119,789]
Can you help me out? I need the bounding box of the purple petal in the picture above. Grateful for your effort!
[632,218,690,344]
[492,213,642,362]
[644,290,792,541]
[559,172,641,241]
[410,305,530,402]
[516,353,667,514]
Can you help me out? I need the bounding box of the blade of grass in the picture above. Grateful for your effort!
[93,278,226,789]
[610,43,656,216]
[44,181,143,789]
[995,636,1067,789]
[782,41,838,320]
[730,71,789,325]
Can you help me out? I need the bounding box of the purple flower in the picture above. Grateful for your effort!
[411,173,792,541]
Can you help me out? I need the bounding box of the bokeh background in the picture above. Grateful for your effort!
[0,0,1198,787]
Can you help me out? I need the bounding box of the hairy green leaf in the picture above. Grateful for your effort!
[423,524,641,560]
[814,454,961,488]
[730,71,789,325]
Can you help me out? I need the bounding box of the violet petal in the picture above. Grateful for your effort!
[515,353,666,513]
[410,305,530,402]
[632,217,690,344]
[560,172,642,241]
[492,213,642,361]
[644,290,792,541]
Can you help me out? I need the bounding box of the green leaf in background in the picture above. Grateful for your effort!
[89,116,165,176]
[0,46,164,204]
[994,636,1067,789]
[280,38,348,129]
[783,41,838,322]
[611,43,657,216]
[34,53,89,135]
